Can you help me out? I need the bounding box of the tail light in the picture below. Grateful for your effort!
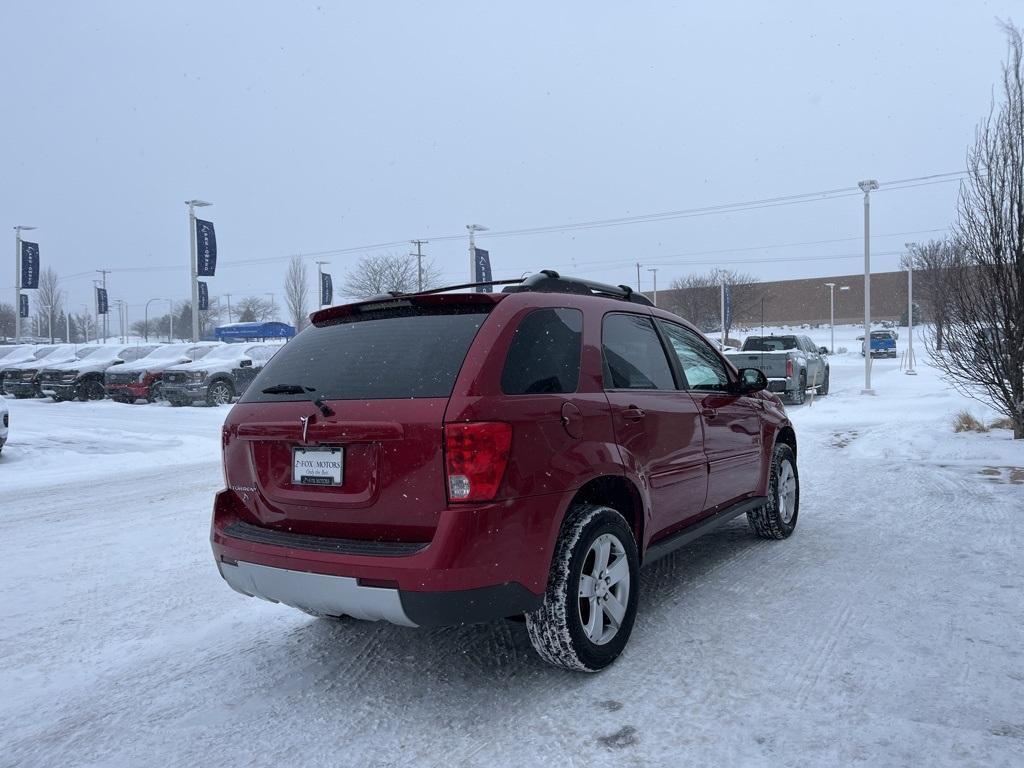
[444,422,512,502]
[786,358,794,378]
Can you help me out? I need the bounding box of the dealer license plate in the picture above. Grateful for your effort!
[292,447,344,486]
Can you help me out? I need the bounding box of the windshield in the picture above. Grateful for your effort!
[201,345,247,361]
[141,344,196,361]
[0,346,32,361]
[191,346,217,360]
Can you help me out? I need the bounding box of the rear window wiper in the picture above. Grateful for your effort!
[260,384,335,416]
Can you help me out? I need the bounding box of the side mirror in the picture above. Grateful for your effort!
[239,359,253,368]
[819,346,829,355]
[734,367,768,394]
[111,359,124,366]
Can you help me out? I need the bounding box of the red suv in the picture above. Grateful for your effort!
[212,271,799,671]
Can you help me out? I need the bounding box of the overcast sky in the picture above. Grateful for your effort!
[1,1,1018,322]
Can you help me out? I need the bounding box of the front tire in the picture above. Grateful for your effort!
[146,383,161,404]
[525,505,639,672]
[206,380,234,406]
[747,443,799,539]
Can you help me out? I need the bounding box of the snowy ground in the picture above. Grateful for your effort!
[2,325,1022,768]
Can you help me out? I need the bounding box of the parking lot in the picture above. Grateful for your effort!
[2,327,1022,767]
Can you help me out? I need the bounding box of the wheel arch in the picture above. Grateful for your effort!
[565,475,645,555]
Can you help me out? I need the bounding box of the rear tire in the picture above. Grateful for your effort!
[789,372,807,405]
[818,368,830,396]
[747,443,799,539]
[525,504,639,672]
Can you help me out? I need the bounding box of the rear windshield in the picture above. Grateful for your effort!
[743,336,797,351]
[242,304,492,402]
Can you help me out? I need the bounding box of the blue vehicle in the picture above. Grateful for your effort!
[862,330,898,359]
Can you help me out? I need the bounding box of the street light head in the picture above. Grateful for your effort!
[186,199,213,208]
[840,286,851,291]
[858,179,879,192]
[14,225,37,231]
[466,224,489,233]
[824,282,835,288]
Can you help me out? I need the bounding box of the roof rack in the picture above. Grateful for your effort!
[501,270,653,306]
[350,270,654,307]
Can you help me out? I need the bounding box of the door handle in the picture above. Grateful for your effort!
[622,406,646,421]
[701,407,718,419]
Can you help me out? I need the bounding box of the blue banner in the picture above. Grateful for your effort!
[96,287,108,315]
[473,248,492,293]
[195,219,217,277]
[320,272,333,306]
[723,284,733,331]
[19,294,29,318]
[197,281,209,311]
[20,241,40,289]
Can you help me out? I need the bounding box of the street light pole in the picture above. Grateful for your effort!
[186,199,212,342]
[96,268,110,342]
[13,225,36,342]
[858,179,879,395]
[225,293,233,323]
[647,268,658,307]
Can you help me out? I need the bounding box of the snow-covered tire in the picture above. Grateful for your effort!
[146,384,161,404]
[747,443,799,539]
[525,504,639,672]
[206,380,234,407]
[818,368,829,396]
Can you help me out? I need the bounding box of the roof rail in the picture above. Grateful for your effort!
[502,270,654,306]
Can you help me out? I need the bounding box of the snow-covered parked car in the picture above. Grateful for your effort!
[39,343,160,402]
[1,344,80,399]
[104,342,221,403]
[161,343,278,406]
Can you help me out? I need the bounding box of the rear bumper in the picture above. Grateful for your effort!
[211,489,558,626]
[216,559,539,627]
[766,378,790,393]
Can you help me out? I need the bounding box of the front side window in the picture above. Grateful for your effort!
[501,308,583,395]
[601,314,675,390]
[660,322,730,392]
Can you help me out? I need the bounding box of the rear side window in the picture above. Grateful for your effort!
[601,314,676,390]
[242,304,491,402]
[501,308,582,395]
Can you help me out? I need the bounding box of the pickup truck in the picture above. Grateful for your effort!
[1,344,81,398]
[161,343,278,406]
[104,342,222,403]
[724,334,829,405]
[39,343,160,401]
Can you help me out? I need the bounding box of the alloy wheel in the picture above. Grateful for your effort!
[577,533,631,646]
[778,460,798,524]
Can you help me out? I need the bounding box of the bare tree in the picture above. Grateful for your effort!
[175,298,224,340]
[284,255,310,331]
[665,268,758,337]
[0,302,14,340]
[902,239,961,350]
[33,268,63,343]
[342,252,442,299]
[929,22,1024,439]
[235,296,275,323]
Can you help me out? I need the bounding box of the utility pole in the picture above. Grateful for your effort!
[96,269,110,342]
[636,262,642,292]
[411,239,428,292]
[186,199,212,342]
[466,225,488,283]
[265,293,275,321]
[904,242,917,375]
[647,268,658,307]
[225,293,233,323]
[14,225,37,342]
[858,179,879,395]
[315,261,329,307]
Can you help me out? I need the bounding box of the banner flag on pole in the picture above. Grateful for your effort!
[195,219,217,276]
[320,272,333,306]
[96,287,109,315]
[20,241,40,289]
[197,281,209,311]
[723,284,733,331]
[19,294,29,318]
[473,248,492,292]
